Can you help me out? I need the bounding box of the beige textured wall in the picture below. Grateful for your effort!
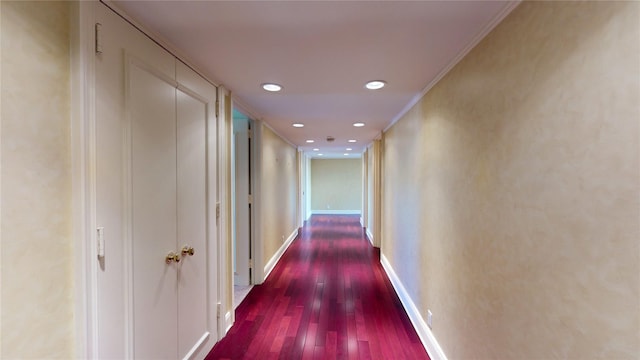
[1,1,75,358]
[382,1,640,359]
[260,125,298,267]
[311,159,362,211]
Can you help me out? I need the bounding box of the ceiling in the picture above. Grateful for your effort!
[110,0,517,158]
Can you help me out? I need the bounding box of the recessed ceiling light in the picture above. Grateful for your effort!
[313,148,319,151]
[306,139,315,143]
[353,122,365,127]
[344,153,349,156]
[318,154,323,156]
[348,139,357,143]
[261,83,282,92]
[346,148,352,151]
[365,80,386,90]
[292,123,304,128]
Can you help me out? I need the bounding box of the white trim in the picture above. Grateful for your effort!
[122,51,136,360]
[224,311,233,334]
[205,79,220,345]
[217,87,232,339]
[0,7,3,357]
[230,95,262,128]
[371,139,382,249]
[71,2,98,358]
[305,156,311,221]
[297,150,306,228]
[310,210,361,215]
[366,228,374,247]
[380,255,448,360]
[182,332,210,360]
[263,228,298,280]
[251,121,264,283]
[261,118,298,149]
[383,1,521,133]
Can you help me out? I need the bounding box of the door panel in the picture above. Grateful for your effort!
[176,88,209,358]
[130,61,179,360]
[234,119,251,286]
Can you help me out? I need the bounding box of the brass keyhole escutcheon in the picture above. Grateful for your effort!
[181,245,195,257]
[165,252,180,264]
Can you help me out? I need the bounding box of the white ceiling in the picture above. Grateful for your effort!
[110,0,517,158]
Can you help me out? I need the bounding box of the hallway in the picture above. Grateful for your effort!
[207,215,429,359]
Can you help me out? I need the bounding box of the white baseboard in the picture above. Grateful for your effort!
[224,311,233,335]
[380,254,448,360]
[366,228,374,246]
[263,228,298,280]
[310,210,361,215]
[183,331,210,360]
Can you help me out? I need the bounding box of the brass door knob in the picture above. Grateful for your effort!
[165,252,180,264]
[181,245,195,257]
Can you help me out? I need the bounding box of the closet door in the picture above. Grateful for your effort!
[96,3,178,359]
[95,4,218,359]
[175,60,217,358]
[130,58,179,359]
[127,60,217,359]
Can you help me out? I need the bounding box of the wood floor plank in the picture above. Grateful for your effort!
[206,215,429,360]
[325,331,337,359]
[358,340,372,360]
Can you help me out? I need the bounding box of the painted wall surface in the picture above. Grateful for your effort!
[382,1,639,359]
[311,159,362,211]
[259,125,298,269]
[0,1,75,358]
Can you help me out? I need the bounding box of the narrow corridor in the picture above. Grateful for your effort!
[207,215,428,359]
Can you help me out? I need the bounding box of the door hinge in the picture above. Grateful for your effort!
[247,131,252,139]
[248,194,253,204]
[249,259,253,269]
[216,202,220,219]
[216,302,221,319]
[215,97,220,118]
[95,23,103,54]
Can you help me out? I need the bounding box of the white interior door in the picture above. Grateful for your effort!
[175,64,217,358]
[95,3,218,359]
[234,118,251,286]
[130,59,179,359]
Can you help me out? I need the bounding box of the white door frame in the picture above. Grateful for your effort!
[232,114,252,287]
[217,88,233,333]
[297,150,306,227]
[71,2,98,358]
[230,102,263,288]
[250,120,265,283]
[305,155,312,221]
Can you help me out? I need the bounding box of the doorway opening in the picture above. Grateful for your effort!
[232,109,254,308]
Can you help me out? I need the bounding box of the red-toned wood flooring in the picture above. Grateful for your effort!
[206,215,429,360]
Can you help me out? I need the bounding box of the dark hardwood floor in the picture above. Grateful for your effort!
[206,215,429,360]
